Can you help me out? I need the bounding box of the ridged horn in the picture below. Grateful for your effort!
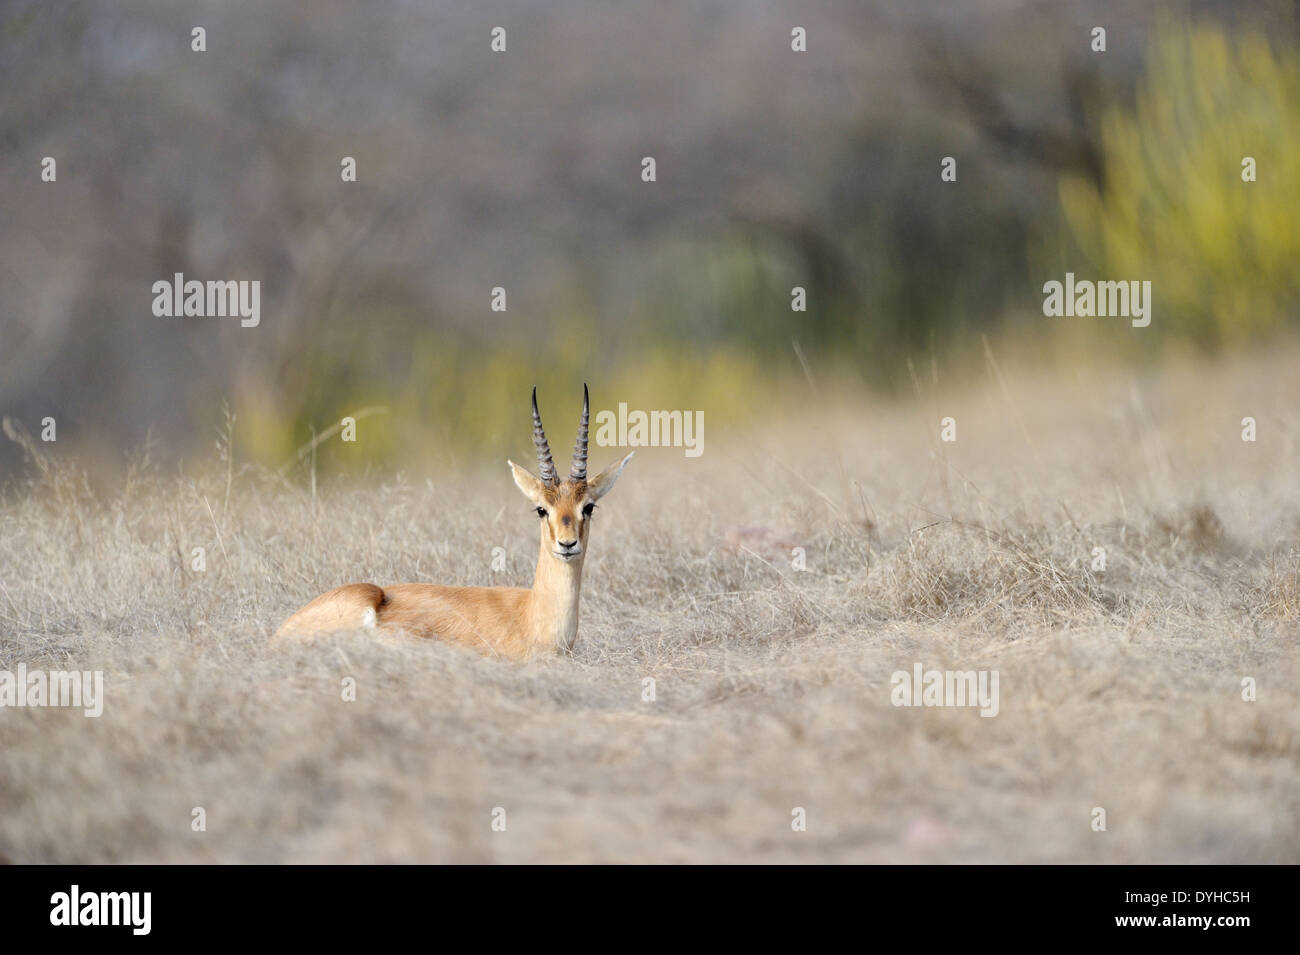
[531,387,557,485]
[570,383,589,481]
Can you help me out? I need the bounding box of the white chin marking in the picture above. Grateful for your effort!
[361,607,377,629]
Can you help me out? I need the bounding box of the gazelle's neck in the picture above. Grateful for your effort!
[528,535,584,653]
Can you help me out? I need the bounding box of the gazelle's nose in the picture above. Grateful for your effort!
[558,539,578,550]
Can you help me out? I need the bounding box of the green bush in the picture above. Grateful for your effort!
[1059,23,1300,347]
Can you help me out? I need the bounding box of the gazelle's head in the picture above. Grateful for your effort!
[508,385,633,565]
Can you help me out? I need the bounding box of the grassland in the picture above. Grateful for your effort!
[1,344,1297,863]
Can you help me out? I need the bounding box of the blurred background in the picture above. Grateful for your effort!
[1,0,1297,475]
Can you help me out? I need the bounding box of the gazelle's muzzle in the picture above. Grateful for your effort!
[554,537,582,561]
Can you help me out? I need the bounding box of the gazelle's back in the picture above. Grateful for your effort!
[274,581,533,658]
[380,583,532,656]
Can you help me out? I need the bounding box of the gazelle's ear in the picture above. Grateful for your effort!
[508,460,548,505]
[587,451,634,501]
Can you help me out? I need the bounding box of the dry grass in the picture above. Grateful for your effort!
[1,347,1298,863]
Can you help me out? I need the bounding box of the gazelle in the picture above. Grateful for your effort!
[274,386,633,660]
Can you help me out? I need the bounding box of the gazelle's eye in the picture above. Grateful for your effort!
[535,507,548,518]
[582,502,596,517]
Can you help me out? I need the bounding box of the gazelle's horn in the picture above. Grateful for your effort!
[570,384,590,481]
[532,387,557,485]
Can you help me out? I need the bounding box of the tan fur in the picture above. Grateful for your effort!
[274,401,633,661]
